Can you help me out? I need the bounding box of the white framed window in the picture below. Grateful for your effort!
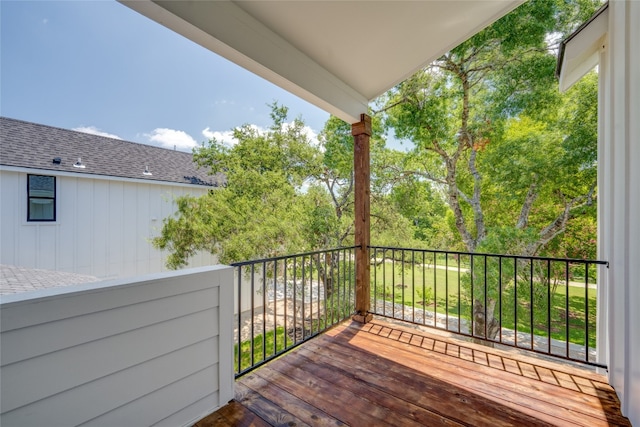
[27,174,56,221]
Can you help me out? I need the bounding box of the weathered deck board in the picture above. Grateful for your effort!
[199,318,631,426]
[194,400,271,427]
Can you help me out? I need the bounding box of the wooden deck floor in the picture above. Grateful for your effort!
[197,317,630,426]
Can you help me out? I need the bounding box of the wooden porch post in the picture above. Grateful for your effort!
[352,114,373,323]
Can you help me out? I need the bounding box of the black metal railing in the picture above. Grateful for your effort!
[232,246,357,377]
[369,246,608,367]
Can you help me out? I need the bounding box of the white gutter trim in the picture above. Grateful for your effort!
[0,165,213,189]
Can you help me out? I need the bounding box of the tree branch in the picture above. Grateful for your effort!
[516,179,539,229]
[527,181,597,255]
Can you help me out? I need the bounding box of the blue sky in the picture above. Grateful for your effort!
[1,0,333,151]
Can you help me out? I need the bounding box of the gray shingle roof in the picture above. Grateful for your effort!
[0,117,222,186]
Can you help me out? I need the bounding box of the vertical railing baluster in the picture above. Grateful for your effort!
[470,254,475,337]
[250,263,255,367]
[392,249,396,319]
[499,257,503,344]
[484,255,488,340]
[341,249,345,320]
[302,256,306,339]
[323,251,328,329]
[547,259,551,355]
[412,250,416,323]
[422,251,426,326]
[336,251,346,322]
[262,261,267,361]
[293,257,298,345]
[317,253,321,334]
[333,250,343,322]
[283,258,288,348]
[433,251,437,327]
[381,249,385,317]
[341,249,344,319]
[313,254,317,335]
[351,247,355,314]
[585,263,589,363]
[273,260,278,355]
[530,259,534,350]
[514,257,518,348]
[565,261,570,358]
[237,266,242,374]
[401,250,406,320]
[334,251,338,322]
[344,248,347,318]
[458,254,461,334]
[373,247,378,314]
[445,253,449,331]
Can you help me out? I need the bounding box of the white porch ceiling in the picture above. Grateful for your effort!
[120,0,524,124]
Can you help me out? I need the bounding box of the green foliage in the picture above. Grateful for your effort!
[154,103,318,266]
[382,0,600,257]
[235,327,287,372]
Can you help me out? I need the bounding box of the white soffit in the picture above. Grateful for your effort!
[557,3,608,93]
[120,0,524,124]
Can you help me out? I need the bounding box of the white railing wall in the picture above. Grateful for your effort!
[0,266,234,427]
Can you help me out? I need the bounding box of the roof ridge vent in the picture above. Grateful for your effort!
[73,157,85,169]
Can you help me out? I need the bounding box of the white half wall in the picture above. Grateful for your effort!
[0,169,216,278]
[0,265,234,427]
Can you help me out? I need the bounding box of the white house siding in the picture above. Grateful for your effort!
[600,1,640,422]
[0,265,234,427]
[0,168,216,278]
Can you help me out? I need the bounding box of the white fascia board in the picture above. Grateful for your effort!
[0,165,212,190]
[558,5,608,92]
[119,0,368,124]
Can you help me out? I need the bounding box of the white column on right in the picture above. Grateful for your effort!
[601,0,640,422]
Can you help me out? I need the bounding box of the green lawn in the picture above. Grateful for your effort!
[370,261,597,348]
[235,326,287,373]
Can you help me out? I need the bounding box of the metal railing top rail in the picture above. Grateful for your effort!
[231,246,359,267]
[368,245,608,267]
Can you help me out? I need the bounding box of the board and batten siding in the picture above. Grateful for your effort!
[0,265,234,427]
[0,169,216,278]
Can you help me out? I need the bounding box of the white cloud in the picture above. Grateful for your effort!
[201,123,319,147]
[145,128,198,151]
[73,126,122,140]
[202,127,237,146]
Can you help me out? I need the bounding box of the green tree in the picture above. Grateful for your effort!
[153,103,319,267]
[380,0,602,339]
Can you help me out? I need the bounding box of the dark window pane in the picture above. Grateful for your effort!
[29,175,55,198]
[29,198,55,220]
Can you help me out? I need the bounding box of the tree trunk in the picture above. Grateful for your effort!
[472,298,501,345]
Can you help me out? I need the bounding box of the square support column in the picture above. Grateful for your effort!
[352,114,372,323]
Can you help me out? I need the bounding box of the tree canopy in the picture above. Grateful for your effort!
[379,0,601,257]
